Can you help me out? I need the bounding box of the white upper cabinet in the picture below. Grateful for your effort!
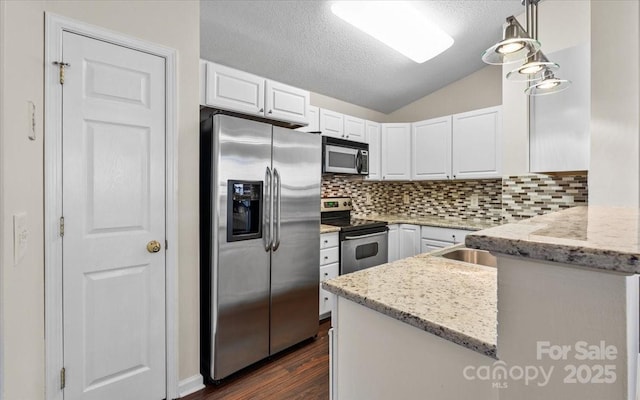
[204,61,265,117]
[296,105,319,133]
[381,123,411,181]
[265,80,310,125]
[411,116,452,180]
[452,106,502,179]
[343,115,365,142]
[319,109,344,139]
[365,121,381,181]
[201,60,310,125]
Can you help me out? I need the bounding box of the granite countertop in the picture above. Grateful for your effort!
[322,254,497,358]
[364,214,498,231]
[321,224,340,234]
[466,206,640,274]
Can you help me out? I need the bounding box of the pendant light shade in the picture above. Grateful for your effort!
[506,52,559,82]
[524,69,571,95]
[483,0,571,96]
[481,18,540,65]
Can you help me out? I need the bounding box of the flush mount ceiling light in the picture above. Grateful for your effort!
[331,1,454,64]
[482,0,570,96]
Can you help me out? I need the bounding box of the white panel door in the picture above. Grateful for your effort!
[343,115,365,142]
[205,61,265,116]
[365,121,381,181]
[265,79,309,125]
[420,238,451,254]
[398,224,420,259]
[62,32,166,400]
[381,123,411,181]
[452,106,502,179]
[411,116,452,180]
[319,108,344,139]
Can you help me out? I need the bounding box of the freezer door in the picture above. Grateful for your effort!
[270,127,321,354]
[214,115,272,379]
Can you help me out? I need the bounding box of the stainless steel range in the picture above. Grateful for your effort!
[321,197,388,274]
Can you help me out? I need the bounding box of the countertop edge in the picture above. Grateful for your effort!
[466,234,640,274]
[363,215,498,231]
[322,280,497,359]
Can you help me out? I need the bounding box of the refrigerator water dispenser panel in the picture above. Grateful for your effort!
[227,180,263,242]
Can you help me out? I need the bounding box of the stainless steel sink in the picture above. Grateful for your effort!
[439,248,497,268]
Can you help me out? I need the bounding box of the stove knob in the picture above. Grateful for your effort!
[343,202,347,206]
[348,202,352,206]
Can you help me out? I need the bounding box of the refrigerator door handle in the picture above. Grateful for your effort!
[264,166,272,252]
[272,167,282,251]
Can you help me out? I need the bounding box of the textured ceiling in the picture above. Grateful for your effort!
[200,0,525,114]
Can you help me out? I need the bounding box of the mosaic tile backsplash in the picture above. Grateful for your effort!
[321,173,588,223]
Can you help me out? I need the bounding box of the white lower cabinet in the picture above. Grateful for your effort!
[387,224,399,262]
[388,224,420,262]
[320,232,340,318]
[420,226,471,253]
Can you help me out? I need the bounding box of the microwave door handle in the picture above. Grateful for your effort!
[272,168,282,251]
[355,150,362,173]
[264,167,272,252]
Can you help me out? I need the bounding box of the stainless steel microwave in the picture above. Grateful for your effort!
[322,136,369,175]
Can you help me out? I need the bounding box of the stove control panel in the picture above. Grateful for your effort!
[321,197,353,212]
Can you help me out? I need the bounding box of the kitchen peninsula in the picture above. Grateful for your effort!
[324,206,639,400]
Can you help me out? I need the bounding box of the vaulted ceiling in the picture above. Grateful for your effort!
[201,1,525,113]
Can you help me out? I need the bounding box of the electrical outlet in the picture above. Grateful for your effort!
[365,193,372,205]
[470,194,479,208]
[13,212,28,265]
[403,193,410,205]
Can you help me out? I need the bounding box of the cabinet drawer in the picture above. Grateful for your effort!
[421,226,471,245]
[319,286,334,317]
[320,262,339,282]
[320,247,339,266]
[320,232,339,249]
[420,238,451,254]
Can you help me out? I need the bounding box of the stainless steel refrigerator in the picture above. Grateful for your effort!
[200,111,321,381]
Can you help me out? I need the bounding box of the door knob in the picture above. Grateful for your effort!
[147,240,162,253]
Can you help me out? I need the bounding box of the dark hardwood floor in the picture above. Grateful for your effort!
[183,319,331,400]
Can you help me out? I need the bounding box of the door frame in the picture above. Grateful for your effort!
[44,13,179,400]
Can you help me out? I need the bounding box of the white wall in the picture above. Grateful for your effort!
[589,1,640,206]
[0,2,200,399]
[385,66,502,123]
[310,91,389,122]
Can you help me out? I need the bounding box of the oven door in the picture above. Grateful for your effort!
[340,229,388,274]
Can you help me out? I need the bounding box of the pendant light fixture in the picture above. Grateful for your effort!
[482,0,570,96]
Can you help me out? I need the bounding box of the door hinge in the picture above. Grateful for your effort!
[59,216,65,237]
[52,61,70,85]
[60,367,66,389]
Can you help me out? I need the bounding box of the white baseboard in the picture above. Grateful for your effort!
[178,374,205,398]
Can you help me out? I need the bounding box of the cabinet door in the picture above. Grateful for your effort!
[381,123,411,181]
[411,116,452,180]
[398,224,420,259]
[452,106,502,179]
[365,121,381,181]
[420,238,451,253]
[344,115,366,142]
[296,105,319,133]
[319,263,339,317]
[387,224,399,262]
[320,109,344,139]
[265,80,310,125]
[204,61,264,116]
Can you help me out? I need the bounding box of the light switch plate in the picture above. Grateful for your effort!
[470,194,479,208]
[13,212,28,265]
[403,193,410,205]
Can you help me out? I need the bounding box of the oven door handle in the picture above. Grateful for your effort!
[343,231,387,241]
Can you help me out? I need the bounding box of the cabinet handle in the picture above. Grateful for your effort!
[453,175,456,179]
[324,297,329,301]
[324,240,328,244]
[324,256,328,260]
[259,108,264,113]
[446,175,450,179]
[268,109,273,114]
[346,135,349,138]
[324,272,329,277]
